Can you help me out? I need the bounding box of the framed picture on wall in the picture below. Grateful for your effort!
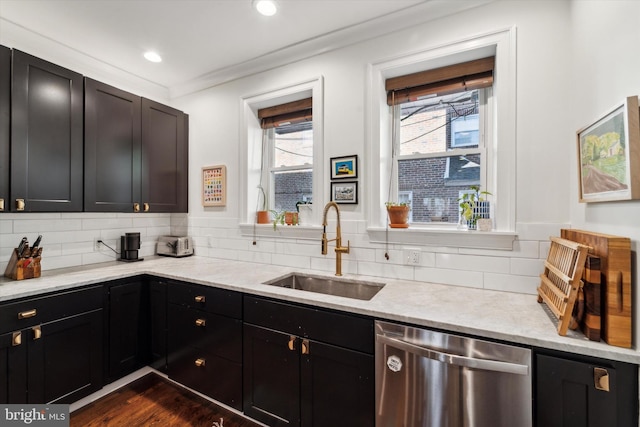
[330,155,358,180]
[331,181,358,204]
[576,96,640,203]
[202,165,226,206]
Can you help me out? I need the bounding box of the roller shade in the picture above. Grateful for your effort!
[386,57,494,106]
[258,98,312,129]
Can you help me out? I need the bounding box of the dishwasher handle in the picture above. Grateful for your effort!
[377,334,529,376]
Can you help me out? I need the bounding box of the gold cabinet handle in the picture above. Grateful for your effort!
[301,339,310,355]
[16,199,25,211]
[12,331,22,346]
[194,295,206,303]
[195,318,206,327]
[288,335,296,351]
[18,309,37,319]
[594,367,610,392]
[133,203,140,212]
[195,358,206,367]
[143,203,150,212]
[32,325,42,340]
[0,198,4,211]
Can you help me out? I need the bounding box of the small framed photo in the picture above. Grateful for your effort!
[577,96,640,202]
[202,165,226,207]
[330,155,358,180]
[331,181,358,204]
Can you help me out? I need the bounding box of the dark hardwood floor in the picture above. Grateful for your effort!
[71,373,262,427]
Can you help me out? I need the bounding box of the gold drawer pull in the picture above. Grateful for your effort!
[195,358,206,367]
[16,199,25,211]
[195,318,206,327]
[18,309,37,319]
[0,198,4,211]
[594,367,610,392]
[288,335,296,351]
[301,339,310,355]
[32,325,42,340]
[12,331,22,346]
[133,203,140,212]
[143,202,150,212]
[194,295,206,303]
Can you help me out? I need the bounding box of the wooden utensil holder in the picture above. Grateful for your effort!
[3,247,42,280]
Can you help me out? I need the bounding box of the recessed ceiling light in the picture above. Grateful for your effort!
[144,51,162,63]
[254,0,277,16]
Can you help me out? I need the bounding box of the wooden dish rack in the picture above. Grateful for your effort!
[537,236,590,336]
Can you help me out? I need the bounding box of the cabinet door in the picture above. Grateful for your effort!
[0,330,27,403]
[11,50,83,212]
[243,324,301,427]
[149,279,167,372]
[536,353,638,427]
[141,98,188,213]
[300,340,374,427]
[107,280,146,382]
[27,309,103,404]
[84,78,142,212]
[0,45,10,212]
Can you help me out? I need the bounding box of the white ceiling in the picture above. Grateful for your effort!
[0,0,489,97]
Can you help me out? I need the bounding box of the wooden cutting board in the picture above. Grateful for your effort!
[561,229,632,348]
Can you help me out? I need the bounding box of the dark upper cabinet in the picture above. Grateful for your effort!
[85,84,188,213]
[10,50,83,212]
[0,45,9,212]
[84,78,142,212]
[141,98,188,213]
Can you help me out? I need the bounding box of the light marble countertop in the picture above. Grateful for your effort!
[1,255,638,364]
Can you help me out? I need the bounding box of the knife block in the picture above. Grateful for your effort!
[3,248,42,280]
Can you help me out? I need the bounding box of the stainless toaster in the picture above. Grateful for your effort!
[156,236,194,257]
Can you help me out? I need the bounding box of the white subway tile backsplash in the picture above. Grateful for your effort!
[483,272,539,295]
[414,267,484,289]
[436,253,510,274]
[510,258,545,277]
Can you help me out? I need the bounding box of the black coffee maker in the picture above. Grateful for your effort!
[120,232,143,262]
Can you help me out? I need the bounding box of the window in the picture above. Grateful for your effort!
[259,98,313,212]
[366,28,517,248]
[389,58,493,226]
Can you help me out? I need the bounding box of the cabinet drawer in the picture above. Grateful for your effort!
[168,346,242,410]
[168,304,242,363]
[244,296,374,354]
[0,286,103,334]
[167,282,241,318]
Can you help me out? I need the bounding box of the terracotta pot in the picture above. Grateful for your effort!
[387,205,410,228]
[256,210,270,224]
[284,211,298,225]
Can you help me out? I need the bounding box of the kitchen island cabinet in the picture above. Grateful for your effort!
[535,349,638,427]
[0,285,103,404]
[0,45,9,212]
[10,50,83,212]
[167,280,243,409]
[243,295,374,427]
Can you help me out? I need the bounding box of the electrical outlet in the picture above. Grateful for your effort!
[95,238,102,251]
[403,248,421,265]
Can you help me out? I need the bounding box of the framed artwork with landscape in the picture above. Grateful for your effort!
[331,181,358,204]
[577,96,640,203]
[330,155,358,180]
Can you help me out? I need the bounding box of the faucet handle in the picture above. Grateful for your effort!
[321,233,328,255]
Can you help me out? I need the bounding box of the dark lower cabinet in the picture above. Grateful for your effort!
[243,296,375,427]
[167,281,243,410]
[535,351,638,427]
[0,286,103,404]
[148,279,168,372]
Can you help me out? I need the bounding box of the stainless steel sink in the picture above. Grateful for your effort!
[263,273,385,301]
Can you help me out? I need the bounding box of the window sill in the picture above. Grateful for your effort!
[366,226,517,250]
[239,223,323,241]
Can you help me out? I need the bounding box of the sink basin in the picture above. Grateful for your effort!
[263,273,385,301]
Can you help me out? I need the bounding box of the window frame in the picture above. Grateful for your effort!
[239,77,324,235]
[365,28,517,250]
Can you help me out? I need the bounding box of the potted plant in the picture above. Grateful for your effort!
[270,210,298,229]
[256,185,270,224]
[457,185,491,230]
[385,202,410,228]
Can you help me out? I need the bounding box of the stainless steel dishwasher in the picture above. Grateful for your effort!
[375,320,532,427]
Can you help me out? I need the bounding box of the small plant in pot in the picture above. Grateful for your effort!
[457,185,491,230]
[270,210,298,230]
[385,202,410,228]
